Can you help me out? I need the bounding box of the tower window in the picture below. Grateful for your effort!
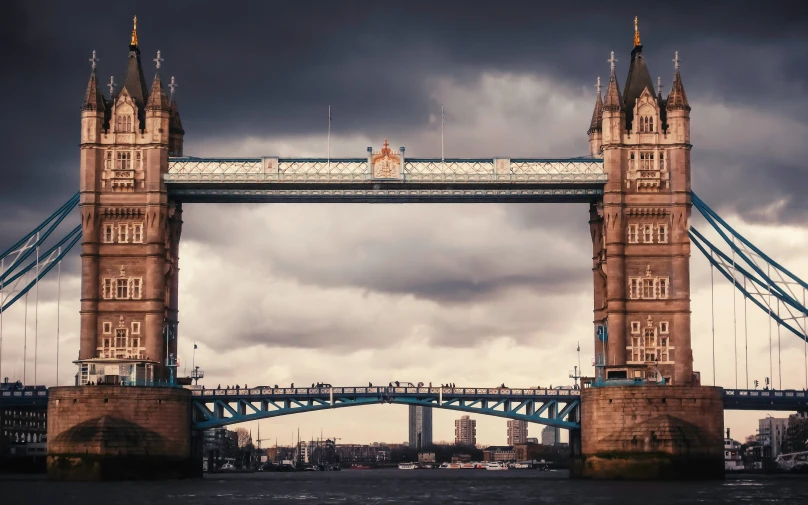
[116,115,133,133]
[102,322,112,334]
[118,224,129,243]
[628,224,639,244]
[116,152,131,170]
[115,329,128,349]
[105,151,112,170]
[642,224,653,243]
[658,278,669,299]
[131,322,141,335]
[629,278,640,299]
[103,224,114,243]
[642,278,655,299]
[132,223,143,243]
[660,152,665,170]
[135,151,142,170]
[630,321,640,334]
[658,224,668,243]
[129,278,142,299]
[103,279,113,299]
[116,278,129,299]
[660,322,669,334]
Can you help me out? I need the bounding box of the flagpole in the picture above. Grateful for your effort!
[327,105,331,171]
[441,104,445,169]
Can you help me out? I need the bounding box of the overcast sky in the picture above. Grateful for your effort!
[1,0,808,446]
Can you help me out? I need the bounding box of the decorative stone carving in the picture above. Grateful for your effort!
[371,139,401,179]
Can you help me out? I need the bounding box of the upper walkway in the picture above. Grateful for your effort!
[164,156,605,203]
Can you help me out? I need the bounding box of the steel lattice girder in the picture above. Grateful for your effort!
[722,389,808,411]
[190,387,581,430]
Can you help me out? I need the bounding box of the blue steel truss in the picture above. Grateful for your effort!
[0,193,81,312]
[191,386,581,431]
[690,192,808,343]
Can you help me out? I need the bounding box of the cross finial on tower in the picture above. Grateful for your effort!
[169,76,177,99]
[89,50,99,71]
[596,76,601,95]
[608,51,618,73]
[154,50,164,70]
[657,76,663,95]
[634,16,641,47]
[107,75,116,97]
[673,51,680,71]
[131,15,139,47]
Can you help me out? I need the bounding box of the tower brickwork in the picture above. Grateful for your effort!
[590,36,694,385]
[77,19,183,384]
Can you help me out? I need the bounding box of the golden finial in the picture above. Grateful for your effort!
[634,16,641,47]
[130,15,138,47]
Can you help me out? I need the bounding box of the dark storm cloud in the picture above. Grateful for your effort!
[2,0,808,245]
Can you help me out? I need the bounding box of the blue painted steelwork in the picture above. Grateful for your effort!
[690,192,808,343]
[0,225,81,312]
[0,193,78,281]
[191,386,581,431]
[722,389,808,411]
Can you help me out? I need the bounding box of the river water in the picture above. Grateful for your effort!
[4,470,808,504]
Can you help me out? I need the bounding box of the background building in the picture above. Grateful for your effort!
[758,417,789,458]
[506,420,528,445]
[455,415,477,446]
[783,412,808,454]
[541,425,557,446]
[482,446,515,462]
[408,406,432,450]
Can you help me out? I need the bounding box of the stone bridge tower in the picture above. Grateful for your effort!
[588,23,694,385]
[77,18,184,385]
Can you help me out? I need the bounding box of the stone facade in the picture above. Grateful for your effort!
[78,25,184,383]
[47,386,200,480]
[588,36,694,386]
[576,385,724,479]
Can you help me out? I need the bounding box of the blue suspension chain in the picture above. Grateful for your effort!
[710,251,716,387]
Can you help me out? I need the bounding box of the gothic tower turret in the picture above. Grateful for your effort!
[587,77,604,157]
[77,17,182,385]
[591,18,695,385]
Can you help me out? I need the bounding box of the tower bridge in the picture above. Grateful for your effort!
[2,16,808,480]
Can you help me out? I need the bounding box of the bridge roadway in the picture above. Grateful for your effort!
[6,387,805,430]
[163,156,606,203]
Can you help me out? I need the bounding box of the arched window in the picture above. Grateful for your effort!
[649,117,654,132]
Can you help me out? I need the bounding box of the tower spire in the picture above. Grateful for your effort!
[667,51,690,111]
[131,15,138,48]
[588,76,604,135]
[603,51,623,111]
[634,16,641,47]
[82,50,105,111]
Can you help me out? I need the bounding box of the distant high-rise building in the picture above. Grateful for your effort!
[541,425,556,446]
[454,415,477,446]
[507,420,528,445]
[409,406,433,449]
[758,417,789,458]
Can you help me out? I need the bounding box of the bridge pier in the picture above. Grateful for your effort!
[46,386,201,481]
[572,385,724,480]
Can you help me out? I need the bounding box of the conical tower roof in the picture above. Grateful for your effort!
[82,68,106,112]
[587,80,603,135]
[667,67,690,111]
[146,72,169,110]
[622,45,656,130]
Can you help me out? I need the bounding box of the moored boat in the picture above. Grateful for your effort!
[398,462,417,470]
[485,461,508,471]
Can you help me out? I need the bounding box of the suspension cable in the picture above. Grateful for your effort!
[56,260,61,386]
[777,299,782,390]
[34,245,39,385]
[804,290,807,390]
[23,274,28,384]
[768,265,773,389]
[710,253,717,386]
[744,277,749,390]
[731,237,738,389]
